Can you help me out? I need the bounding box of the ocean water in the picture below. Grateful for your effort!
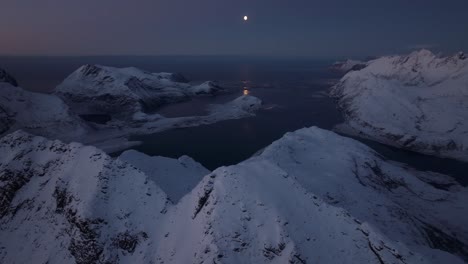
[1,56,466,185]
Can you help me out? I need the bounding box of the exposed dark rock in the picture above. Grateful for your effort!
[263,242,286,260]
[290,253,307,264]
[112,231,147,254]
[367,241,385,264]
[80,64,102,77]
[67,216,106,264]
[0,167,34,218]
[0,106,13,134]
[419,220,468,261]
[53,187,73,213]
[0,68,18,87]
[193,185,213,219]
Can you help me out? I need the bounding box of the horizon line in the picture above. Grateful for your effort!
[0,53,365,60]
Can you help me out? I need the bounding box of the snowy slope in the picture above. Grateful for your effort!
[119,150,210,203]
[331,50,468,161]
[330,59,368,73]
[161,127,467,263]
[0,82,88,139]
[0,131,169,264]
[1,128,467,263]
[55,65,224,119]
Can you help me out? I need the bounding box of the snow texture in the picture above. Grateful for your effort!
[1,127,466,263]
[331,49,468,161]
[119,150,210,203]
[0,82,88,139]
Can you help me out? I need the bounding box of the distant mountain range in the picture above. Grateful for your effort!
[0,65,261,153]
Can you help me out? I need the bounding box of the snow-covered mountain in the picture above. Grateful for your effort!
[330,59,368,73]
[0,67,260,154]
[0,131,169,264]
[0,81,88,139]
[55,65,224,120]
[0,68,18,87]
[331,50,468,161]
[1,127,466,263]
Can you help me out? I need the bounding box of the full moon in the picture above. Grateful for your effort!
[244,15,248,21]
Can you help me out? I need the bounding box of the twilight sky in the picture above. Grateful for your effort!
[1,0,468,57]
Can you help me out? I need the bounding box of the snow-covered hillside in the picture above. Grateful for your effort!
[1,127,466,263]
[331,50,468,161]
[0,131,169,264]
[0,82,88,139]
[119,150,210,203]
[55,65,224,120]
[330,59,367,73]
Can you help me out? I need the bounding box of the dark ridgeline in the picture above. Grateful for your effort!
[0,68,18,87]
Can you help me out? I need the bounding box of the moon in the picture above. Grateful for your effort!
[243,15,248,21]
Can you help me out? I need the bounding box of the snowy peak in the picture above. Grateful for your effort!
[59,64,189,96]
[239,127,468,261]
[0,68,18,87]
[140,126,467,263]
[354,49,468,86]
[55,64,224,119]
[331,50,468,161]
[407,48,435,58]
[397,49,457,69]
[75,64,189,87]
